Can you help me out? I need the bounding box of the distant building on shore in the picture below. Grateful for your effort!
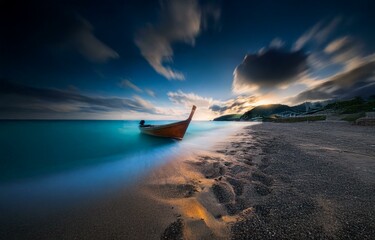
[276,111,297,118]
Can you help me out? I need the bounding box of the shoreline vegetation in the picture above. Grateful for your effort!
[213,96,375,124]
[3,122,375,239]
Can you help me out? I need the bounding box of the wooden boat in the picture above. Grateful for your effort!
[139,105,196,140]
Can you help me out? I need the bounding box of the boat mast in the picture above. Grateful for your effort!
[187,105,197,121]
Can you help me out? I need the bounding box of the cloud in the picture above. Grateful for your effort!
[201,2,221,29]
[168,90,213,107]
[0,1,118,63]
[289,56,375,104]
[324,36,350,54]
[167,90,219,119]
[232,48,308,94]
[71,18,119,62]
[134,0,220,80]
[209,95,258,115]
[293,17,341,50]
[145,89,156,97]
[307,51,332,71]
[231,17,369,106]
[119,79,143,93]
[167,90,259,119]
[269,38,285,49]
[119,80,157,98]
[324,36,363,67]
[0,79,161,119]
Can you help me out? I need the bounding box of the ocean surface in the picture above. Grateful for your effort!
[0,120,249,218]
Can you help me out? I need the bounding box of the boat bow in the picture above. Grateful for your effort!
[139,105,196,140]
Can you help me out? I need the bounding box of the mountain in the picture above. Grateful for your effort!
[213,114,242,121]
[212,97,375,122]
[323,97,375,114]
[240,104,291,120]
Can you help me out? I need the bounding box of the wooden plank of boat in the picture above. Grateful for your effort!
[139,105,196,140]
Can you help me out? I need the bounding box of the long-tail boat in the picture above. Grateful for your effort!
[139,105,196,140]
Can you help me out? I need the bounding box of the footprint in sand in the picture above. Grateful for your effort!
[149,183,198,199]
[226,177,244,196]
[251,170,274,186]
[192,161,226,179]
[161,218,184,240]
[229,164,251,175]
[253,182,272,196]
[211,182,235,204]
[225,197,249,215]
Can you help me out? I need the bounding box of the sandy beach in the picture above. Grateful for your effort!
[3,0,375,239]
[2,122,375,239]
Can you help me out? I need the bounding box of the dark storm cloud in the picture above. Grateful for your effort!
[232,48,308,93]
[0,79,158,117]
[0,0,118,63]
[290,57,375,103]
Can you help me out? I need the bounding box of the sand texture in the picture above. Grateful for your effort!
[2,122,375,239]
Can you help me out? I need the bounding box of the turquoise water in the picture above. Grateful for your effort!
[0,120,248,217]
[1,120,175,181]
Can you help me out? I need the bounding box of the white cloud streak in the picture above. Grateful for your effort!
[135,0,220,80]
[289,55,375,104]
[168,90,213,107]
[119,79,143,93]
[145,89,156,97]
[293,17,341,50]
[324,36,350,54]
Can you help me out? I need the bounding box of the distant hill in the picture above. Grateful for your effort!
[324,97,375,114]
[240,104,291,120]
[290,103,308,112]
[213,114,242,121]
[212,97,375,122]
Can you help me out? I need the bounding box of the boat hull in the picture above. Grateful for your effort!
[139,105,196,140]
[139,120,190,140]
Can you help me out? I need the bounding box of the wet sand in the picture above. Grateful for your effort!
[2,122,375,239]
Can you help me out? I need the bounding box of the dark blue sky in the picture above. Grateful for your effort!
[1,0,374,119]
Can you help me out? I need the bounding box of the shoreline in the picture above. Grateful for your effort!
[2,122,375,239]
[135,121,375,239]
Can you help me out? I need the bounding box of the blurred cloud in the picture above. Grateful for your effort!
[167,90,219,120]
[232,48,308,94]
[289,55,375,104]
[119,79,143,93]
[168,90,260,119]
[209,95,257,115]
[324,36,350,54]
[230,16,372,108]
[168,90,213,107]
[71,18,119,62]
[119,80,157,98]
[269,38,285,49]
[0,79,161,118]
[0,1,118,63]
[134,0,220,80]
[324,36,363,67]
[145,89,156,97]
[293,17,341,50]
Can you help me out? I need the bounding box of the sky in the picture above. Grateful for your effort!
[1,0,375,120]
